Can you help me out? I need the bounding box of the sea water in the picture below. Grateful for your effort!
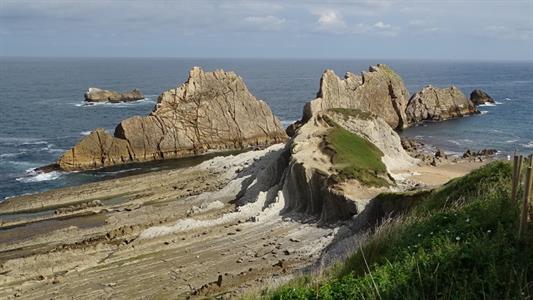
[1,58,532,199]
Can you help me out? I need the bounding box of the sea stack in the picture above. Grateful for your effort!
[405,85,478,124]
[57,67,287,171]
[84,88,144,103]
[302,64,410,130]
[470,89,496,105]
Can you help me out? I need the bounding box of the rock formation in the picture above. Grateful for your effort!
[405,85,478,124]
[470,89,495,105]
[281,108,416,222]
[302,64,409,130]
[84,88,145,103]
[57,67,287,171]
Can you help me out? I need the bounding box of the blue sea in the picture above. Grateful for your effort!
[1,58,532,200]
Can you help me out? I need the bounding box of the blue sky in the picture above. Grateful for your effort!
[1,0,532,60]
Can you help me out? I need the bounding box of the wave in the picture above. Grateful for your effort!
[505,139,519,143]
[480,110,489,115]
[495,101,503,105]
[478,103,496,107]
[3,192,36,201]
[81,131,92,136]
[504,97,511,101]
[0,151,27,159]
[16,168,63,183]
[523,141,533,149]
[73,98,156,108]
[0,137,48,146]
[281,119,297,127]
[99,168,141,175]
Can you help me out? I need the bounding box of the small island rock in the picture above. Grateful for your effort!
[406,85,478,124]
[470,89,495,105]
[84,88,144,103]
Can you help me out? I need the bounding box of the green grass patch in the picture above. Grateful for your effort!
[263,161,533,299]
[325,125,389,187]
[327,108,374,121]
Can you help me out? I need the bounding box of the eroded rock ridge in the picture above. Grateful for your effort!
[405,85,478,124]
[58,67,287,171]
[84,88,144,103]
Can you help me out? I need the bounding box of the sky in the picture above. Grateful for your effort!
[0,0,532,60]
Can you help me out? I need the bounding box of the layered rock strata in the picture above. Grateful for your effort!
[58,67,287,171]
[406,85,478,124]
[84,88,144,103]
[302,64,409,130]
[280,109,416,222]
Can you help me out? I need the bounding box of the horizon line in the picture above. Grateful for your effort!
[1,55,532,63]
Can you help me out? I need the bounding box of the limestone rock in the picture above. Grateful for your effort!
[281,109,416,222]
[58,67,287,171]
[84,88,144,103]
[406,85,478,124]
[470,89,495,105]
[302,64,409,129]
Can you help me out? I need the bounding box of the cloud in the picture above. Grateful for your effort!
[243,15,286,31]
[484,25,532,41]
[373,21,391,29]
[315,10,347,33]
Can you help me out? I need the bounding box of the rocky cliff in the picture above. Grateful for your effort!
[470,89,495,105]
[280,108,416,222]
[302,64,409,130]
[406,85,478,124]
[57,67,287,171]
[84,88,144,103]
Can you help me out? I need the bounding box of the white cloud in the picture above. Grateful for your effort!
[316,10,347,32]
[243,15,286,31]
[373,21,392,29]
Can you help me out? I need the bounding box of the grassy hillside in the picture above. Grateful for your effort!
[263,161,533,299]
[324,125,389,187]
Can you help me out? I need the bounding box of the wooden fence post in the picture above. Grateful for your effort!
[512,155,519,203]
[518,166,533,240]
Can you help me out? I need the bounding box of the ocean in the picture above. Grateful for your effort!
[1,58,532,200]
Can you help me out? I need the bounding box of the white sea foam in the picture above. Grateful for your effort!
[505,139,519,143]
[16,168,63,183]
[81,131,92,136]
[0,151,26,159]
[504,97,511,101]
[74,98,156,108]
[523,141,533,149]
[478,103,496,107]
[281,119,297,127]
[0,137,47,146]
[447,140,460,145]
[100,168,141,175]
[480,110,489,115]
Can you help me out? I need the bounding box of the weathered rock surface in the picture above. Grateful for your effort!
[84,88,144,103]
[406,85,478,124]
[470,89,495,105]
[281,109,416,222]
[302,64,409,130]
[58,67,287,171]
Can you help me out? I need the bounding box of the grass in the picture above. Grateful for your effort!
[262,161,533,299]
[327,108,375,121]
[324,124,389,187]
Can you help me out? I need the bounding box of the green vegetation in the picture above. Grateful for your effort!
[327,108,374,121]
[325,125,389,187]
[263,161,533,299]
